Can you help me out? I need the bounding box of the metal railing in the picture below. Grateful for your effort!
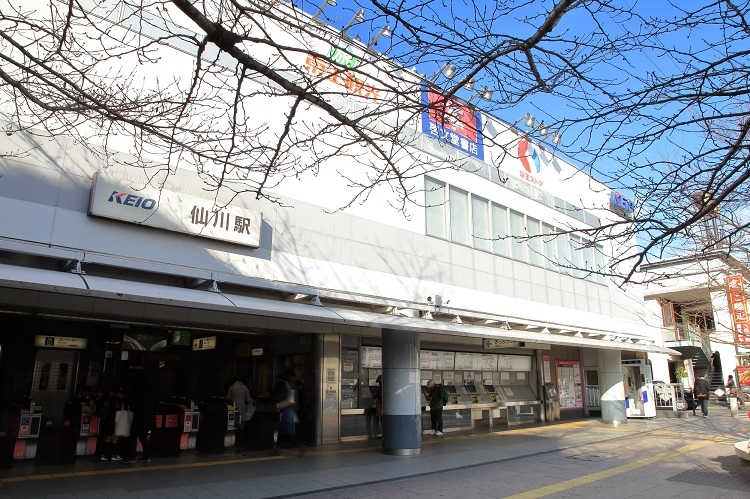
[653,383,691,411]
[585,385,600,410]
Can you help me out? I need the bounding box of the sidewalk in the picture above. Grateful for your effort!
[1,405,749,498]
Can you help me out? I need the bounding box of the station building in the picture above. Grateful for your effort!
[0,1,678,458]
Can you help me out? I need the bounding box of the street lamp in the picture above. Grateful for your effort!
[429,62,456,82]
[366,25,391,52]
[515,113,562,145]
[341,9,365,35]
[310,0,337,23]
[467,86,493,104]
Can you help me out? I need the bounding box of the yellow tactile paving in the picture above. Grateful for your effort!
[502,439,716,499]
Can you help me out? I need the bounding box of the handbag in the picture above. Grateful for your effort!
[275,381,295,410]
[114,406,134,437]
[244,401,256,421]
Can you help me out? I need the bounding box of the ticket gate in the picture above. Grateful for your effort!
[167,397,200,451]
[11,400,42,460]
[62,400,99,458]
[151,403,182,457]
[196,397,237,452]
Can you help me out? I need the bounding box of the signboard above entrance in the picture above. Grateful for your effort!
[88,173,262,247]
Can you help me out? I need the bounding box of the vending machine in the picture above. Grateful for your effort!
[622,359,656,418]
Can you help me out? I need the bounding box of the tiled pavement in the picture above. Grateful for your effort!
[1,403,749,498]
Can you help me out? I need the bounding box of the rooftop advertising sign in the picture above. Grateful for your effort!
[421,83,484,160]
[89,173,262,247]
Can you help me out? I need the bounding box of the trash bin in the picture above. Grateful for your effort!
[196,397,235,452]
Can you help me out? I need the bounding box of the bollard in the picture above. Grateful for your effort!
[729,396,739,417]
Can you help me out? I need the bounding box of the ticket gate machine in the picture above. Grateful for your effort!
[62,400,99,457]
[166,397,200,451]
[196,397,237,452]
[11,400,42,460]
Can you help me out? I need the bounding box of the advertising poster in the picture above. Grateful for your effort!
[737,366,750,389]
[555,360,583,410]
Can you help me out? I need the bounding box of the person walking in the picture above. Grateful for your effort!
[426,380,448,436]
[694,375,711,418]
[226,377,254,430]
[123,371,155,464]
[270,373,304,457]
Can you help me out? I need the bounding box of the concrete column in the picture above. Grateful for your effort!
[381,328,421,455]
[598,349,627,425]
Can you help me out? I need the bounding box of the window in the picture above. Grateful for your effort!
[449,187,470,245]
[583,239,596,281]
[543,223,558,271]
[472,196,490,251]
[527,217,542,267]
[569,235,583,278]
[492,203,509,257]
[425,178,447,238]
[594,245,606,284]
[424,178,610,285]
[556,230,570,274]
[510,210,526,261]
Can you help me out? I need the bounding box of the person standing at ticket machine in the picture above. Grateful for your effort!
[226,377,254,430]
[426,381,448,436]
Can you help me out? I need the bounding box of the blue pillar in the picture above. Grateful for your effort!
[381,328,421,455]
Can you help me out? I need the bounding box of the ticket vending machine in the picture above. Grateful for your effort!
[464,381,481,404]
[340,379,357,409]
[622,359,656,418]
[444,383,460,405]
[485,384,500,403]
[11,401,42,460]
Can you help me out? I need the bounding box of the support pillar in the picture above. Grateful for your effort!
[598,349,627,425]
[381,329,421,455]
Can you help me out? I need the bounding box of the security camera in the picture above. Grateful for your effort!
[427,296,432,303]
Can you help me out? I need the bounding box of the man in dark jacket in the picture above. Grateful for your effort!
[694,375,711,418]
[426,381,448,436]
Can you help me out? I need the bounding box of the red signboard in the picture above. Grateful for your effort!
[726,275,750,344]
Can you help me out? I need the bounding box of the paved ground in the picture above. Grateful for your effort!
[1,403,749,498]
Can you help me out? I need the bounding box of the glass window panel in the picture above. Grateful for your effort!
[543,223,559,271]
[570,235,583,278]
[583,240,596,281]
[449,187,470,245]
[595,245,606,284]
[472,196,490,251]
[556,231,570,275]
[425,178,447,238]
[527,217,542,266]
[510,210,526,261]
[492,204,509,257]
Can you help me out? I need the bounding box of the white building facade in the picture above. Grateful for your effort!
[0,0,676,457]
